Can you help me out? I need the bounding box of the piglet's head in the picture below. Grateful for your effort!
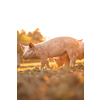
[20,42,36,60]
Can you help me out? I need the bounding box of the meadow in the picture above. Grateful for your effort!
[17,59,84,100]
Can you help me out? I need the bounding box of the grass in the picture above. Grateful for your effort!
[20,62,57,67]
[20,59,84,67]
[17,59,84,100]
[17,59,84,72]
[18,61,58,72]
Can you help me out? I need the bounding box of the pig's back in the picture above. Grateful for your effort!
[43,37,66,57]
[42,36,79,57]
[44,36,79,48]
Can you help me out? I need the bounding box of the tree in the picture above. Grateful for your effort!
[27,31,33,37]
[17,30,22,41]
[21,29,26,35]
[32,28,44,42]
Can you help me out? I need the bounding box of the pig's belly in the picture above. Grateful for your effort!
[48,49,66,57]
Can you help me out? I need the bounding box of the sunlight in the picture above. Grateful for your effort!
[45,37,50,41]
[17,0,85,41]
[18,27,84,41]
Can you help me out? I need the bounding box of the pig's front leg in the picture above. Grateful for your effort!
[41,58,48,70]
[46,59,50,68]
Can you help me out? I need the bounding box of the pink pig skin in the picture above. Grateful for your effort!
[20,37,82,70]
[53,42,84,67]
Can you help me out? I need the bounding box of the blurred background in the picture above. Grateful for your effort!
[17,28,49,65]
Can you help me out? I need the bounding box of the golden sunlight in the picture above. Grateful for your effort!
[45,37,50,41]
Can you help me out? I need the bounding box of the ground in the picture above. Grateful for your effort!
[17,60,84,100]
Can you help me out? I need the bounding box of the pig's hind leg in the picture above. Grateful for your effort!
[46,59,50,68]
[67,50,78,67]
[66,55,70,66]
[62,54,70,66]
[65,57,70,66]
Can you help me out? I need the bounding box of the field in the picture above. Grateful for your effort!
[17,59,84,100]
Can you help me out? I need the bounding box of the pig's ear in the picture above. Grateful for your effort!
[29,42,34,48]
[20,44,25,51]
[78,39,83,43]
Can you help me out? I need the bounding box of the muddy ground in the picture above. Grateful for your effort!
[17,62,84,100]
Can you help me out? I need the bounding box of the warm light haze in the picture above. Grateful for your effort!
[16,0,89,41]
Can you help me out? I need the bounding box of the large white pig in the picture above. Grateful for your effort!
[20,36,82,70]
[53,42,84,67]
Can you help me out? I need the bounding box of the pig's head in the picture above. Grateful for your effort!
[20,42,36,60]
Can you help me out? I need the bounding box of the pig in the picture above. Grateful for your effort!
[53,53,70,67]
[53,42,84,67]
[20,36,82,70]
[20,44,50,68]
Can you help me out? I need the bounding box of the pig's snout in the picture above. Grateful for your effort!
[21,55,23,59]
[21,55,25,59]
